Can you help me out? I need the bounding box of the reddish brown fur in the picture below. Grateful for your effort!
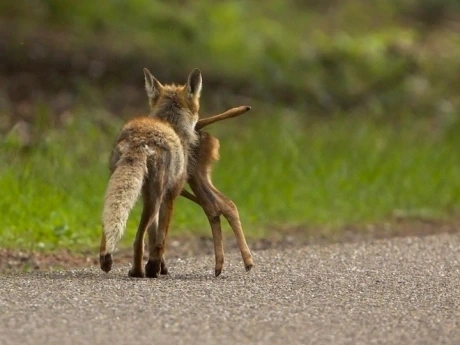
[99,69,201,278]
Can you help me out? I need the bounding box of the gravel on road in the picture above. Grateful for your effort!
[1,233,459,345]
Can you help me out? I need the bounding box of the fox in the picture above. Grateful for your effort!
[99,68,202,278]
[179,106,255,276]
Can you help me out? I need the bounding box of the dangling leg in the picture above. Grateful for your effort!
[189,180,225,277]
[215,190,254,272]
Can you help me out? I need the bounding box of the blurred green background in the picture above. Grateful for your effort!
[1,0,459,252]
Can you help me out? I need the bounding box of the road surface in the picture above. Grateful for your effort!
[1,234,459,345]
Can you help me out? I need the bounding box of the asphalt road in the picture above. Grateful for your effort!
[1,234,459,345]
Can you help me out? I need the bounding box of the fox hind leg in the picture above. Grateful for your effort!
[159,192,176,275]
[128,186,157,278]
[146,192,175,278]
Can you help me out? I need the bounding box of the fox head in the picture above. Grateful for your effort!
[143,68,201,133]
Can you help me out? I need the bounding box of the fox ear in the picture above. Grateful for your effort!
[143,68,163,99]
[186,68,202,100]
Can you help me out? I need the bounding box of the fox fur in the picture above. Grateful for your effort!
[100,68,201,278]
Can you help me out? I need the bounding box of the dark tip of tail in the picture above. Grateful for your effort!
[215,269,222,277]
[100,254,113,273]
[245,264,254,272]
[245,106,251,111]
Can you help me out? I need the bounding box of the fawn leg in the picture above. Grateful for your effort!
[180,189,200,205]
[214,190,254,272]
[196,106,251,130]
[208,213,225,277]
[189,180,225,277]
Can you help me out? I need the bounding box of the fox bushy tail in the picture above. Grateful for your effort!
[102,153,147,254]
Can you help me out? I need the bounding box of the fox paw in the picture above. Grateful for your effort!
[128,269,145,278]
[145,259,161,278]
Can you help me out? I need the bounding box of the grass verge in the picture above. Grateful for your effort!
[1,105,459,252]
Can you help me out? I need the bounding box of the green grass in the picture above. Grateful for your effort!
[2,1,460,255]
[1,105,459,252]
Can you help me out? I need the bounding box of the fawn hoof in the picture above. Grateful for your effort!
[160,259,168,275]
[215,269,222,277]
[244,255,254,272]
[100,254,113,273]
[128,269,145,278]
[145,259,161,278]
[245,264,254,272]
